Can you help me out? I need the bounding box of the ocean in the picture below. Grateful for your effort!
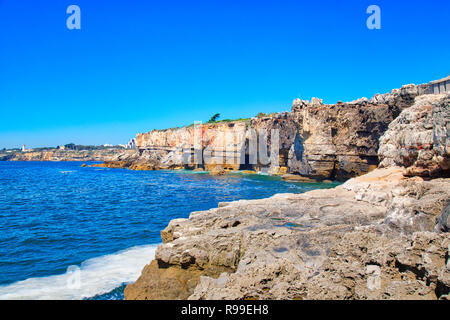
[0,161,339,300]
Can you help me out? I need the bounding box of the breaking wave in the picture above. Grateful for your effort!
[0,244,157,300]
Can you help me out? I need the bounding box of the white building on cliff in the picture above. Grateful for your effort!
[125,138,136,149]
[429,76,450,94]
[21,145,33,152]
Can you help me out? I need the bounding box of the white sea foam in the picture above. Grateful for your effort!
[0,244,158,300]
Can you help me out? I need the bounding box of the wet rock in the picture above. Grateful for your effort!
[209,165,226,176]
[281,174,317,182]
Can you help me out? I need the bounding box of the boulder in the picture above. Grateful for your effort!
[378,94,449,178]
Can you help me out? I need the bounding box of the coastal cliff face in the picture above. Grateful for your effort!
[125,93,450,300]
[110,82,429,181]
[135,121,250,172]
[287,99,395,180]
[379,94,449,178]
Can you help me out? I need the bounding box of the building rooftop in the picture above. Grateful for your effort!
[429,76,450,84]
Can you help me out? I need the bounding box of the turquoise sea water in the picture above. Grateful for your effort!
[0,161,339,300]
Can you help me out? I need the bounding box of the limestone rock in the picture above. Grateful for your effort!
[435,203,450,233]
[281,174,317,182]
[122,80,450,300]
[209,165,226,176]
[91,82,438,180]
[288,100,397,180]
[304,230,449,300]
[378,94,449,177]
[125,167,450,300]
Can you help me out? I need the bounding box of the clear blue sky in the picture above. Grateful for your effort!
[0,0,449,149]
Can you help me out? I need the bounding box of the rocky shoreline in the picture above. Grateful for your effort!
[122,86,449,299]
[125,166,449,300]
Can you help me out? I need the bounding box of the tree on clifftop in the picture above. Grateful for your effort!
[208,113,220,123]
[64,143,76,150]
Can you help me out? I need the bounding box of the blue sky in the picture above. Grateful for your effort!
[0,0,449,149]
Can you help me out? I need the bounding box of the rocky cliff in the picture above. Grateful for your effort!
[287,98,394,180]
[135,121,250,172]
[125,92,450,300]
[379,94,449,178]
[104,82,433,181]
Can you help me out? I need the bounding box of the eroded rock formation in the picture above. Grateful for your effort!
[125,90,450,300]
[104,82,436,181]
[379,94,449,178]
[304,230,449,300]
[125,168,450,300]
[287,98,395,180]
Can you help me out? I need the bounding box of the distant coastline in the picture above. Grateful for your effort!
[0,145,134,162]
